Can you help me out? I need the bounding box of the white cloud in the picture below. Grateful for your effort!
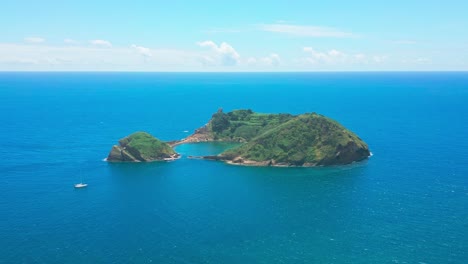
[198,55,217,66]
[245,54,281,67]
[393,40,416,45]
[89,39,112,48]
[303,47,348,64]
[402,57,431,64]
[302,47,387,65]
[64,39,79,45]
[131,44,152,58]
[354,53,366,61]
[415,57,431,63]
[197,40,240,66]
[197,41,215,48]
[246,57,257,65]
[260,53,281,66]
[24,37,45,44]
[259,24,354,38]
[372,55,387,63]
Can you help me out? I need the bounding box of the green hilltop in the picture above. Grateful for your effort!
[219,113,370,166]
[107,132,179,162]
[182,109,370,166]
[195,109,295,142]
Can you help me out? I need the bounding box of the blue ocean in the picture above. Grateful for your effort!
[0,72,467,263]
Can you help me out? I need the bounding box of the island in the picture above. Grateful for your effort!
[107,109,370,166]
[107,132,180,162]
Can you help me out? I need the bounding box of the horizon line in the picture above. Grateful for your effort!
[1,70,467,73]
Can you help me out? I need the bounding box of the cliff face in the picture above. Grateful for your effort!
[107,132,179,162]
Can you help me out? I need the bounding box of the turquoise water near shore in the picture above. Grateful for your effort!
[0,72,467,263]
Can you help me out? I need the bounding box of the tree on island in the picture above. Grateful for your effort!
[211,108,230,133]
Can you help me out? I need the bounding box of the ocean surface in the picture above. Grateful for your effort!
[0,72,467,263]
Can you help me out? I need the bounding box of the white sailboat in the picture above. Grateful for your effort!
[74,183,88,188]
[74,174,88,188]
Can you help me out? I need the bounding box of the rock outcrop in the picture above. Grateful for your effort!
[107,132,179,162]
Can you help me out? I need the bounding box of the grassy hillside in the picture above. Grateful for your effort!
[108,132,177,162]
[219,113,370,166]
[207,109,295,141]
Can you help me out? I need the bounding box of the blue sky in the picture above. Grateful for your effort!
[1,0,467,71]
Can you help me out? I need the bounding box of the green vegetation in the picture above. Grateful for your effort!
[107,109,370,166]
[206,109,295,141]
[107,132,177,162]
[219,113,370,166]
[211,111,230,133]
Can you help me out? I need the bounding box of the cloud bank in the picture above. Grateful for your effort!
[89,39,112,48]
[302,47,387,65]
[24,37,45,44]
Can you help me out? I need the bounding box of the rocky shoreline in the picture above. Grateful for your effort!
[167,125,214,147]
[187,155,368,167]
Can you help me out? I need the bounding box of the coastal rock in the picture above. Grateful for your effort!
[107,132,179,162]
[108,145,127,161]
